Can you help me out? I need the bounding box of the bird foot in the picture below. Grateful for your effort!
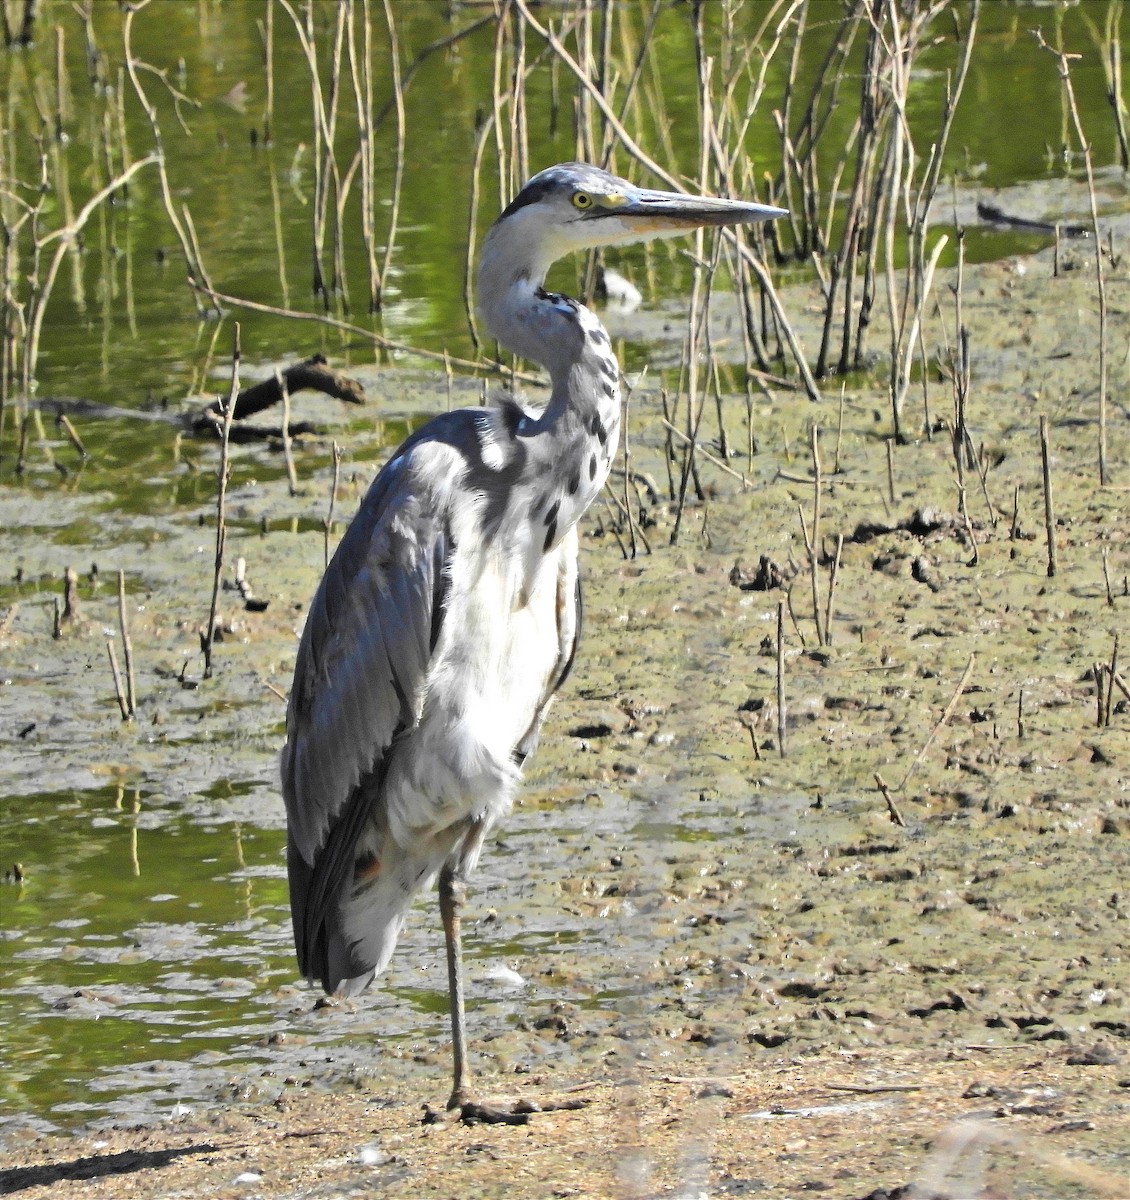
[421,1094,590,1127]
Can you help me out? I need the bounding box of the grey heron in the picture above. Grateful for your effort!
[282,162,785,1117]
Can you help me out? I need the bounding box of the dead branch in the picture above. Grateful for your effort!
[196,354,365,430]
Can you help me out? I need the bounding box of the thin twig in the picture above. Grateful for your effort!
[809,423,824,646]
[203,325,241,679]
[107,641,130,722]
[874,772,906,827]
[117,570,136,718]
[661,419,748,486]
[277,368,299,496]
[1039,415,1057,578]
[776,599,786,758]
[899,653,976,790]
[824,533,843,646]
[325,441,343,570]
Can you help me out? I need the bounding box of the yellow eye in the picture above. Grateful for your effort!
[572,191,594,210]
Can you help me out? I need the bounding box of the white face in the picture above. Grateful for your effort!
[513,193,668,262]
[477,164,786,343]
[509,169,786,262]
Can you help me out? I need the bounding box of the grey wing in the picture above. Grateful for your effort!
[281,447,452,990]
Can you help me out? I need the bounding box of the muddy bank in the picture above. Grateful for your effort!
[1,241,1129,1196]
[1,1047,1127,1199]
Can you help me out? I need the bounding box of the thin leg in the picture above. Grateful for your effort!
[429,859,582,1127]
[438,863,470,1109]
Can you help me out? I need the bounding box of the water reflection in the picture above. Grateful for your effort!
[0,779,630,1132]
[0,784,293,1130]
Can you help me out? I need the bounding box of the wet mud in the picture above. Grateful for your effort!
[1,240,1129,1197]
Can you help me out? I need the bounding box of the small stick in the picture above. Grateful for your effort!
[824,533,844,646]
[809,424,824,647]
[62,566,81,623]
[874,773,906,827]
[324,441,343,570]
[1104,633,1119,727]
[277,368,299,496]
[16,415,30,475]
[621,369,639,560]
[1017,687,1025,739]
[783,584,807,650]
[900,653,976,790]
[1102,547,1115,608]
[776,599,786,758]
[204,324,241,679]
[742,717,762,763]
[1039,415,1057,578]
[833,383,846,473]
[885,437,896,505]
[661,419,748,486]
[56,413,89,459]
[117,570,136,718]
[1009,483,1021,560]
[107,641,130,721]
[1094,664,1107,728]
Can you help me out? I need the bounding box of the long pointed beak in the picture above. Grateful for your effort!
[595,186,787,233]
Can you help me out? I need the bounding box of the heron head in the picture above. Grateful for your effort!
[485,162,786,273]
[477,162,786,370]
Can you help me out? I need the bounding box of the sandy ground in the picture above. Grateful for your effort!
[0,1047,1128,1199]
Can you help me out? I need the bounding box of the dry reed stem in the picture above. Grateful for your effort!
[325,441,343,571]
[345,0,378,310]
[824,532,843,646]
[669,183,716,545]
[203,324,240,680]
[62,566,80,624]
[122,5,216,315]
[188,283,539,384]
[660,419,747,487]
[619,369,647,559]
[1092,1,1128,167]
[55,412,87,459]
[1103,632,1119,727]
[21,153,158,393]
[806,423,824,645]
[117,569,136,719]
[891,234,948,435]
[899,653,975,791]
[874,772,906,827]
[377,0,405,313]
[1039,415,1058,578]
[1034,28,1110,484]
[261,0,275,144]
[106,640,129,722]
[277,368,299,497]
[776,599,786,758]
[276,0,341,307]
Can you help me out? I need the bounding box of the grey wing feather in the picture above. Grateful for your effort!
[281,439,454,988]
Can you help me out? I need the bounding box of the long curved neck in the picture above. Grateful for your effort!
[476,229,622,553]
[476,232,621,460]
